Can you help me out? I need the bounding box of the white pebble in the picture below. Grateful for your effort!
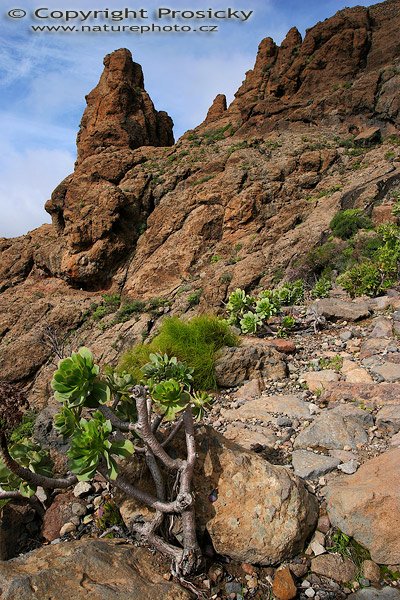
[59,522,76,536]
[73,481,93,498]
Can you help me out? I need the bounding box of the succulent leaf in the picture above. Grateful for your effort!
[51,347,110,409]
[151,379,190,421]
[67,411,134,481]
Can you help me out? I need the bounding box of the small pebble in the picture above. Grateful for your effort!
[305,588,316,597]
[71,502,86,517]
[73,481,93,498]
[59,522,76,536]
[338,460,358,474]
[93,496,102,509]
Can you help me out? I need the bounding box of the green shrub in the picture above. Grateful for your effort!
[319,355,343,372]
[392,201,400,219]
[225,283,303,335]
[338,223,400,297]
[114,300,146,323]
[277,315,296,338]
[330,209,372,240]
[311,275,332,299]
[91,294,121,321]
[240,312,262,334]
[142,353,193,389]
[102,293,121,308]
[275,279,304,305]
[118,316,238,390]
[92,305,110,321]
[337,261,386,297]
[187,289,202,307]
[305,240,348,276]
[353,232,383,260]
[0,438,53,498]
[52,347,110,408]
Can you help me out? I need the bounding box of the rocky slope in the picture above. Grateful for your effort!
[1,2,400,597]
[1,1,400,404]
[2,291,400,599]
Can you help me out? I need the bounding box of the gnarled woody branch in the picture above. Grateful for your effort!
[103,387,202,574]
[0,433,77,489]
[0,383,202,576]
[131,386,183,471]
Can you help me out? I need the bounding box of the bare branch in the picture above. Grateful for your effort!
[39,326,69,360]
[161,417,184,448]
[178,408,203,574]
[98,405,136,433]
[0,489,23,500]
[151,414,164,433]
[0,433,77,489]
[132,386,182,471]
[145,450,166,501]
[98,465,192,514]
[131,520,183,564]
[97,405,145,454]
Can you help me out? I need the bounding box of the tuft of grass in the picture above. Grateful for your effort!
[319,355,343,372]
[118,315,238,390]
[220,272,233,284]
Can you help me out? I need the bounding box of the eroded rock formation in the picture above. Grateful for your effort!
[0,0,400,402]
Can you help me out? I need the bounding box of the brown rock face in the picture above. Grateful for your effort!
[0,539,191,600]
[326,448,400,564]
[214,0,400,135]
[43,49,174,287]
[1,0,400,398]
[77,48,174,163]
[204,94,227,124]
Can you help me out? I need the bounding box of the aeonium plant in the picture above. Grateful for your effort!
[0,347,213,577]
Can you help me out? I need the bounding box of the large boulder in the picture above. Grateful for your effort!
[347,589,400,600]
[294,412,368,451]
[321,382,400,409]
[215,344,287,387]
[309,298,370,322]
[0,539,191,600]
[119,427,318,565]
[326,449,400,565]
[194,427,318,565]
[221,394,313,424]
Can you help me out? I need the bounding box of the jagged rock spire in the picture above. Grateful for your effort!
[204,94,227,124]
[77,48,174,163]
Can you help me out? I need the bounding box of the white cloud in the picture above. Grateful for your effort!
[0,145,74,238]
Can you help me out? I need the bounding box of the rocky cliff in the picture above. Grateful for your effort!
[1,0,400,406]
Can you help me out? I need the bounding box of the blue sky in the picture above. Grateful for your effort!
[0,0,375,237]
